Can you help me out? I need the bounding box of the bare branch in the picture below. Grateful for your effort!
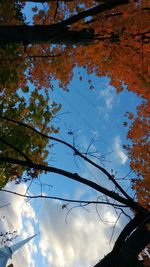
[0,116,132,201]
[0,188,128,208]
[0,203,10,209]
[0,155,142,211]
[109,212,122,245]
[65,203,90,224]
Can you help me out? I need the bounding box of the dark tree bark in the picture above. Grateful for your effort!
[0,0,129,45]
[94,212,150,267]
[0,26,95,45]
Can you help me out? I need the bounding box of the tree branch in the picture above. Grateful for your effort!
[0,0,129,45]
[0,116,132,200]
[113,211,150,252]
[0,155,142,211]
[94,212,150,267]
[0,188,128,208]
[0,137,32,163]
[58,0,129,28]
[120,215,150,261]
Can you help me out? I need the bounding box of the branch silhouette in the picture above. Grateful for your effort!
[0,115,132,200]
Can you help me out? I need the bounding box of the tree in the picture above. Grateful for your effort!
[0,95,61,187]
[0,0,62,187]
[0,116,149,267]
[0,1,149,266]
[0,0,149,91]
[0,1,129,45]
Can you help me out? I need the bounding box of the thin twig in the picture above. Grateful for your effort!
[54,0,60,21]
[0,116,133,201]
[65,203,89,224]
[109,212,122,245]
[0,189,129,208]
[0,203,10,209]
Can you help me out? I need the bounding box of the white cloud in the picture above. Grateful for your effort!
[38,200,122,267]
[0,183,37,267]
[114,136,128,165]
[98,86,117,110]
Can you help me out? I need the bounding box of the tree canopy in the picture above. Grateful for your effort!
[0,0,150,266]
[0,0,149,207]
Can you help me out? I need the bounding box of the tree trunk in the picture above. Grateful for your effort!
[0,25,95,45]
[94,212,150,267]
[0,0,129,45]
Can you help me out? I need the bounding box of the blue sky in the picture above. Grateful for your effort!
[0,3,144,267]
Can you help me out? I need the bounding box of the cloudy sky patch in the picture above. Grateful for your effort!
[38,199,122,267]
[0,183,37,267]
[114,136,128,165]
[0,178,129,267]
[98,86,118,110]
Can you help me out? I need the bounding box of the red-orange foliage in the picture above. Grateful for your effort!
[27,0,150,92]
[29,0,150,217]
[125,91,150,210]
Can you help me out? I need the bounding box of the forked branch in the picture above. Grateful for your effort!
[0,115,132,200]
[0,155,143,212]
